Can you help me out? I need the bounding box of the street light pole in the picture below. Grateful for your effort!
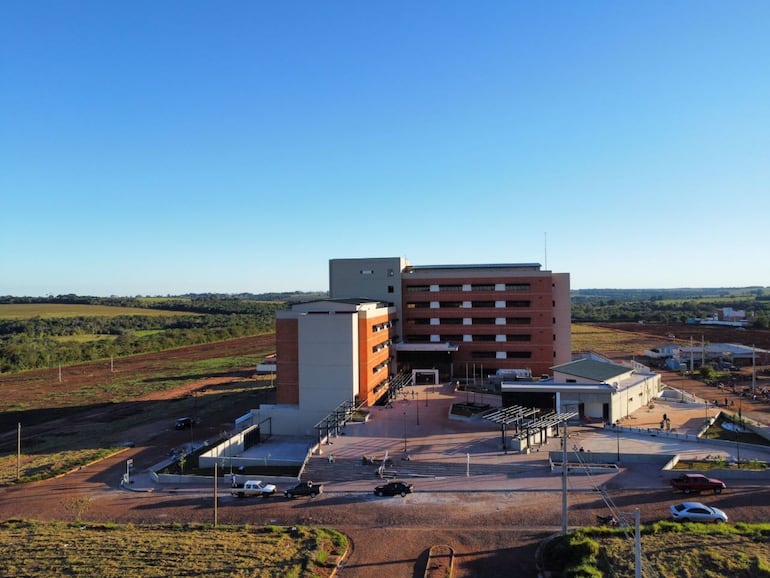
[403,410,408,454]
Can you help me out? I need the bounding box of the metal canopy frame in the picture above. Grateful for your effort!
[484,407,579,453]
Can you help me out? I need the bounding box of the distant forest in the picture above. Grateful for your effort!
[0,288,768,373]
[571,287,770,326]
[0,293,324,373]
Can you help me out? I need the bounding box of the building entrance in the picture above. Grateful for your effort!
[411,369,439,385]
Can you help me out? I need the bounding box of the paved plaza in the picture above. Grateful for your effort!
[134,379,770,494]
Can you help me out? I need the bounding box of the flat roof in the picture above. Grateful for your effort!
[405,263,542,272]
[552,358,632,382]
[501,382,615,394]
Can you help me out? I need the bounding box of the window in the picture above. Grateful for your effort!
[506,334,531,342]
[439,301,463,308]
[507,317,531,325]
[505,283,530,291]
[472,318,496,325]
[471,301,495,308]
[471,284,495,291]
[409,335,430,343]
[371,341,391,353]
[472,335,496,342]
[506,300,531,307]
[507,352,532,359]
[388,285,394,293]
[439,318,463,325]
[440,334,463,342]
[471,351,496,359]
[371,321,392,333]
[438,284,462,292]
[406,285,430,292]
[406,302,430,309]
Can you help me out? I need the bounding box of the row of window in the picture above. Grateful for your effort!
[471,351,532,359]
[407,335,532,343]
[372,358,391,374]
[405,283,531,293]
[372,339,392,354]
[372,378,389,395]
[406,317,532,326]
[406,300,532,309]
[371,321,394,333]
[460,335,532,343]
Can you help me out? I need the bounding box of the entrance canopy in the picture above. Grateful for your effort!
[411,369,438,385]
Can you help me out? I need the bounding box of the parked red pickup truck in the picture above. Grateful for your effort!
[670,473,726,494]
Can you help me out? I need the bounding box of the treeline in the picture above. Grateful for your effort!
[0,298,287,373]
[571,288,770,326]
[0,291,326,307]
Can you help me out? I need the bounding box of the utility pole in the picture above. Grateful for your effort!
[561,419,568,535]
[403,410,408,454]
[634,509,642,578]
[17,423,21,480]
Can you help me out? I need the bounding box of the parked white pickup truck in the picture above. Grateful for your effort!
[230,480,277,498]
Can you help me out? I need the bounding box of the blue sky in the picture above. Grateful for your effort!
[2,1,769,296]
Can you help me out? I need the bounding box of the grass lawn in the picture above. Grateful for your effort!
[0,519,347,578]
[545,522,770,577]
[0,303,197,319]
[571,323,660,354]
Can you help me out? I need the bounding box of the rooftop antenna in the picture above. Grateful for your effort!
[544,232,548,270]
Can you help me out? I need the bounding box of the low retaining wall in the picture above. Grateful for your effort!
[549,462,619,474]
[153,472,297,486]
[661,466,770,482]
[548,450,672,466]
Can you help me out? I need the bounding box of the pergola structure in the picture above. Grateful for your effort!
[483,405,538,453]
[484,406,578,453]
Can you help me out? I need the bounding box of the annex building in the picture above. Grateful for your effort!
[259,257,571,436]
[501,356,663,424]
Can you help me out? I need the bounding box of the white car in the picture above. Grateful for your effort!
[670,501,727,523]
[230,480,277,498]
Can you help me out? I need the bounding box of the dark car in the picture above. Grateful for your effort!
[175,417,193,430]
[374,480,414,497]
[670,473,726,494]
[284,481,323,498]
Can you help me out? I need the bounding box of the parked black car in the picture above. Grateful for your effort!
[374,480,414,497]
[175,417,193,430]
[284,481,323,498]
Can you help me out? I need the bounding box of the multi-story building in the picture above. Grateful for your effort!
[330,258,571,381]
[275,298,397,409]
[263,257,570,436]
